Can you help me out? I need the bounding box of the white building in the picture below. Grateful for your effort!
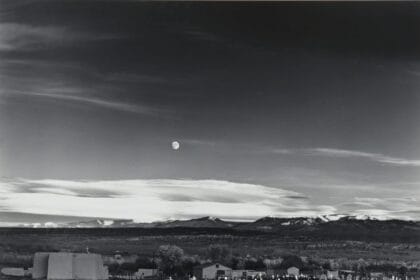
[327,270,339,280]
[135,269,158,278]
[194,263,232,280]
[370,272,384,280]
[320,274,328,280]
[1,267,26,277]
[232,270,265,279]
[32,252,108,280]
[287,267,299,276]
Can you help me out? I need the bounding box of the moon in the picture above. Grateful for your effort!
[171,141,180,150]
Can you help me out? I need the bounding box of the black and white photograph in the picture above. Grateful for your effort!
[0,1,420,280]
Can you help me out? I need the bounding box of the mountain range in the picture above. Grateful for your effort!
[17,214,420,230]
[6,215,420,243]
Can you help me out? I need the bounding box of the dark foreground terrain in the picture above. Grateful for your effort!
[1,216,420,269]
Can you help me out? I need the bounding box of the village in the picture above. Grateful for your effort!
[1,245,419,280]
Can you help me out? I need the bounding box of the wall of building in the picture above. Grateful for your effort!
[73,254,105,280]
[47,253,74,280]
[202,264,232,280]
[135,269,158,278]
[232,270,265,279]
[1,267,26,277]
[32,252,108,280]
[33,252,50,279]
[287,267,299,276]
[327,270,339,279]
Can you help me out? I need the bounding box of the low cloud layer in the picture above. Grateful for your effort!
[0,178,335,222]
[1,178,419,224]
[340,197,420,220]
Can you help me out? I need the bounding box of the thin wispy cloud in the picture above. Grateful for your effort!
[0,22,116,51]
[267,147,420,167]
[0,56,176,118]
[181,139,217,147]
[0,67,173,116]
[25,91,168,116]
[181,142,420,167]
[306,148,420,167]
[1,88,171,117]
[0,23,66,51]
[104,73,170,84]
[406,69,420,77]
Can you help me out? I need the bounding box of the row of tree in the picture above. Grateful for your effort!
[108,244,418,277]
[108,244,314,276]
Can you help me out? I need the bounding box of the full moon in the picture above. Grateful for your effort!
[171,141,180,150]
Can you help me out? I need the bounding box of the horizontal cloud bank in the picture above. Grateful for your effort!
[0,178,335,223]
[1,178,419,224]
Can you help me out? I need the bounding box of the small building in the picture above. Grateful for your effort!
[266,269,286,277]
[135,269,158,279]
[32,252,108,280]
[232,270,265,279]
[319,274,328,280]
[339,270,355,280]
[327,271,339,280]
[287,267,299,276]
[194,263,232,280]
[1,267,26,277]
[101,252,138,266]
[370,272,384,280]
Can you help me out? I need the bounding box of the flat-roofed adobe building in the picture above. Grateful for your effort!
[287,267,299,276]
[231,270,265,279]
[193,263,232,280]
[32,252,108,280]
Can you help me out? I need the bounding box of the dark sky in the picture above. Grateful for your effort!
[1,1,420,224]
